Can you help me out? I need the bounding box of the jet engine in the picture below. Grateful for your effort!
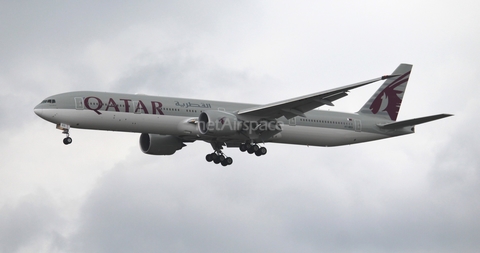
[139,133,186,155]
[198,110,240,136]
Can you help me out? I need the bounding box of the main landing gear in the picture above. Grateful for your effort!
[206,142,233,166]
[206,142,267,166]
[206,152,234,166]
[239,143,267,156]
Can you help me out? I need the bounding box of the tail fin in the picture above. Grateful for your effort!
[358,63,412,121]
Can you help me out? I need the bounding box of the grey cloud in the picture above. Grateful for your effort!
[113,49,281,102]
[430,130,480,190]
[0,191,65,253]
[0,1,255,60]
[1,93,42,133]
[68,162,288,253]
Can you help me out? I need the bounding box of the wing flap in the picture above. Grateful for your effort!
[377,114,453,129]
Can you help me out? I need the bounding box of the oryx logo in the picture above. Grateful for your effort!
[370,71,410,121]
[219,117,227,125]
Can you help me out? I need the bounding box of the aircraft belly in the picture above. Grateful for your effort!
[272,125,387,147]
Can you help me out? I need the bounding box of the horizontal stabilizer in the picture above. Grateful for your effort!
[377,114,453,129]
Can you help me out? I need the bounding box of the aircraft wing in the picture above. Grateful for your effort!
[377,114,453,129]
[238,75,396,120]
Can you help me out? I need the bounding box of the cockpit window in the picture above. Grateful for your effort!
[41,99,56,104]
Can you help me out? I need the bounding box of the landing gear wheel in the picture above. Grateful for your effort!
[221,157,233,166]
[206,154,213,162]
[214,154,226,164]
[239,143,247,152]
[63,137,72,145]
[218,155,226,163]
[257,147,267,156]
[211,153,218,160]
[248,144,259,154]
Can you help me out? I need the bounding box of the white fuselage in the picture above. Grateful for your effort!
[34,91,412,148]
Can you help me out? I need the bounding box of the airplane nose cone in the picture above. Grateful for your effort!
[34,105,43,117]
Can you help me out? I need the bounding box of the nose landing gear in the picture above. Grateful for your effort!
[57,123,72,145]
[62,129,72,145]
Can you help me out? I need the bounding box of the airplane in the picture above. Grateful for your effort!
[34,64,452,166]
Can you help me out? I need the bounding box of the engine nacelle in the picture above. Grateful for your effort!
[139,133,185,155]
[198,110,240,136]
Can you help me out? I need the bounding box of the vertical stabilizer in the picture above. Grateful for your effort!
[358,64,412,121]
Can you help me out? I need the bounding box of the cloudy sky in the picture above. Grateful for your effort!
[1,1,479,252]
